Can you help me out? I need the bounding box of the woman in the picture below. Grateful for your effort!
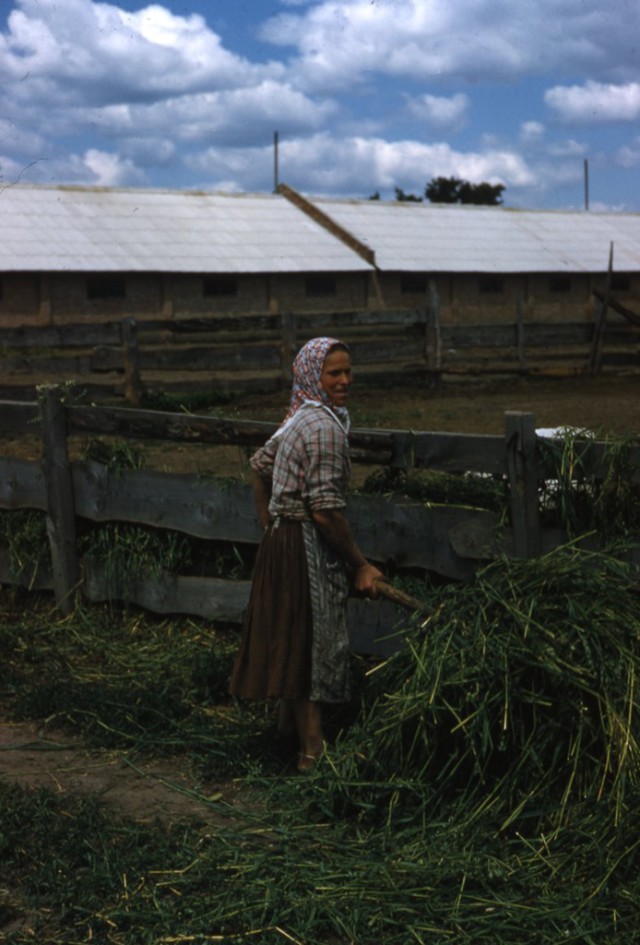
[229,337,383,771]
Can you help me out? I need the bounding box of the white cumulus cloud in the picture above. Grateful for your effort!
[545,81,640,124]
[405,93,469,132]
[261,0,638,91]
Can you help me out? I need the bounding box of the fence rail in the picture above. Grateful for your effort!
[1,296,639,402]
[2,389,639,653]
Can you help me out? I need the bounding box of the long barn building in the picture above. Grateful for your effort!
[1,182,639,328]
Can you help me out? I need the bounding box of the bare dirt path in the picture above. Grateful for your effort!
[0,718,250,825]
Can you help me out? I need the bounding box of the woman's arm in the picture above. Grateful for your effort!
[252,471,272,529]
[310,507,383,595]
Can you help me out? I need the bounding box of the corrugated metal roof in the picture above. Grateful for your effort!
[1,185,373,274]
[312,199,640,273]
[2,184,639,276]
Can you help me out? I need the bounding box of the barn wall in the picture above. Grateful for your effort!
[0,275,43,326]
[1,269,637,328]
[171,274,270,316]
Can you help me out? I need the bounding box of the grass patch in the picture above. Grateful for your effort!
[360,464,506,511]
[1,544,640,942]
[0,598,282,780]
[0,509,49,587]
[139,388,234,413]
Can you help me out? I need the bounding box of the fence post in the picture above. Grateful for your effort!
[39,385,80,614]
[122,317,144,405]
[505,411,540,558]
[281,313,297,382]
[516,293,526,370]
[588,243,614,376]
[425,282,442,385]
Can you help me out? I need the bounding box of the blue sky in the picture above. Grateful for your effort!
[1,0,639,210]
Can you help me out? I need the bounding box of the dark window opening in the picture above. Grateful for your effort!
[549,276,572,293]
[611,275,631,293]
[87,276,126,300]
[401,274,428,294]
[305,276,336,298]
[203,276,238,297]
[478,276,504,295]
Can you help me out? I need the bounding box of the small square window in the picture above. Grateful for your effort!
[305,276,336,298]
[87,276,126,300]
[203,276,238,297]
[549,277,571,293]
[478,276,504,294]
[401,274,428,294]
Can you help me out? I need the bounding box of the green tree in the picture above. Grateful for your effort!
[394,186,423,203]
[425,176,505,205]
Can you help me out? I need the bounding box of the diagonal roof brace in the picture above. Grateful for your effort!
[278,182,377,269]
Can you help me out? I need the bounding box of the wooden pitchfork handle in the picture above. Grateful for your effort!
[374,580,434,615]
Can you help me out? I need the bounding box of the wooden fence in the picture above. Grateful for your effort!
[2,389,639,654]
[1,297,638,403]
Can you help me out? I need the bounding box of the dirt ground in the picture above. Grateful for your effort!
[1,371,639,823]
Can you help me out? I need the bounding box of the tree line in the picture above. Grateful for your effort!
[370,177,505,206]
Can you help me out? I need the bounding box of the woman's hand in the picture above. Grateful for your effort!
[311,508,383,595]
[354,562,384,597]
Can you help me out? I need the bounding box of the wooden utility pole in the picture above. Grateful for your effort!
[584,158,590,211]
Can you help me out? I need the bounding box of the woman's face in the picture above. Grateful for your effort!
[320,349,352,408]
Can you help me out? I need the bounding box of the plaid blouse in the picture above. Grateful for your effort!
[250,405,350,520]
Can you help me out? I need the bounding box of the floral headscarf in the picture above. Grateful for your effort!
[280,336,350,433]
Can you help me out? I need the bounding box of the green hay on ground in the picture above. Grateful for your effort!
[2,544,640,943]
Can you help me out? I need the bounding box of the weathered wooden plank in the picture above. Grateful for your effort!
[146,314,280,334]
[0,354,94,375]
[0,457,46,509]
[91,342,284,373]
[441,323,595,348]
[339,338,423,364]
[348,496,502,578]
[601,351,640,367]
[93,338,423,373]
[294,309,425,329]
[66,404,397,461]
[83,560,252,623]
[0,322,122,348]
[0,401,39,435]
[81,562,413,654]
[72,463,264,544]
[68,462,503,578]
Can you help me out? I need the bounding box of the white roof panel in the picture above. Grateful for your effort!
[312,199,640,273]
[1,185,372,274]
[3,185,639,276]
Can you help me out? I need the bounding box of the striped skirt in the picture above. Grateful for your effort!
[228,519,350,704]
